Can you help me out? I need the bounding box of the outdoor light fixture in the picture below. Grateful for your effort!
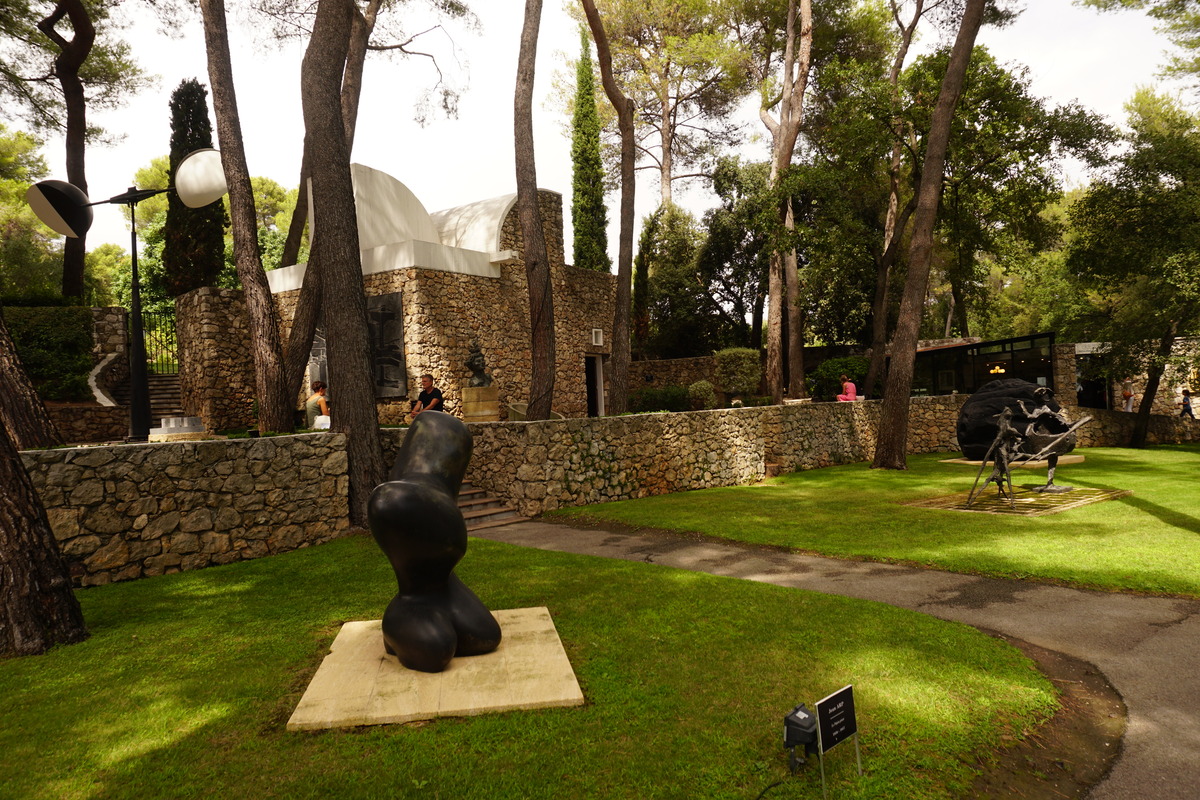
[26,149,228,442]
[783,702,819,773]
[989,364,1007,374]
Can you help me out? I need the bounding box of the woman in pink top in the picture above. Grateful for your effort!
[837,374,857,402]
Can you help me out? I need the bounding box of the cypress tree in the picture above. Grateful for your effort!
[163,79,226,296]
[571,28,611,272]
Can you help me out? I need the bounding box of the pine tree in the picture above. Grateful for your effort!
[571,28,611,272]
[163,79,226,297]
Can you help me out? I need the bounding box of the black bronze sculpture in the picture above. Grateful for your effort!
[367,411,502,672]
[957,379,1091,507]
[465,341,493,388]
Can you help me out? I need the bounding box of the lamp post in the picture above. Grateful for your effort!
[26,150,227,443]
[108,187,169,441]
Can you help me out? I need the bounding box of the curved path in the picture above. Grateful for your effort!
[474,520,1200,800]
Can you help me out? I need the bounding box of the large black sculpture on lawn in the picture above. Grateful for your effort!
[957,379,1091,506]
[367,411,502,672]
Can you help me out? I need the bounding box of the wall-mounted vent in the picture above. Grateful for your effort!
[591,328,604,347]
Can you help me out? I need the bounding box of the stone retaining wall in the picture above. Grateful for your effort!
[23,396,1197,586]
[464,396,968,517]
[21,434,350,587]
[45,403,128,445]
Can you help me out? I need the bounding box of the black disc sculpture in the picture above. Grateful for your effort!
[367,411,501,672]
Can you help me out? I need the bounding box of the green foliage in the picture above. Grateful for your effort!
[164,79,227,296]
[635,204,732,358]
[571,28,610,272]
[5,305,93,400]
[809,355,870,401]
[713,346,760,396]
[630,384,690,412]
[687,379,716,410]
[1065,89,1200,380]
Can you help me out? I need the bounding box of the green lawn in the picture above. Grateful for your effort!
[0,535,1056,800]
[552,444,1200,597]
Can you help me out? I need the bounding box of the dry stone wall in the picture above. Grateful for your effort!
[463,396,968,517]
[21,434,351,587]
[45,403,127,444]
[630,357,716,392]
[24,394,1196,586]
[177,287,257,431]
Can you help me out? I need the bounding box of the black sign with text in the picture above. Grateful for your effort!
[816,685,857,754]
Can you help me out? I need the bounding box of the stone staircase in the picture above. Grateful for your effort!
[110,374,185,428]
[458,482,528,532]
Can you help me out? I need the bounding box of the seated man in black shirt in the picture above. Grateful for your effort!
[411,374,444,417]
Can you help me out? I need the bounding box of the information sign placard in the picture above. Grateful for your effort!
[816,684,857,754]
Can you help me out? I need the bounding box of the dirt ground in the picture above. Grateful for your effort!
[970,633,1126,799]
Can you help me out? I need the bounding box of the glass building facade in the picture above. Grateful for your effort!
[911,333,1055,396]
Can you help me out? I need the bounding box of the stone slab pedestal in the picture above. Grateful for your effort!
[461,385,500,423]
[286,607,584,731]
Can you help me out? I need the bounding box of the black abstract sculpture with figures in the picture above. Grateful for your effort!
[957,378,1091,507]
[367,411,502,672]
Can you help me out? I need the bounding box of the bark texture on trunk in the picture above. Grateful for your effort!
[199,0,293,434]
[1131,323,1177,449]
[873,0,986,470]
[39,0,93,299]
[582,0,634,415]
[301,0,385,525]
[0,421,87,656]
[515,0,556,420]
[0,310,61,450]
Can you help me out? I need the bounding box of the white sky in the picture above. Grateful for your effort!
[30,1,1185,254]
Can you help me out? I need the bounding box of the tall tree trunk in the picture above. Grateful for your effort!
[865,0,926,399]
[659,72,673,206]
[38,0,93,299]
[1131,322,1177,448]
[515,0,555,420]
[761,0,812,403]
[281,0,378,271]
[199,0,294,434]
[301,0,385,525]
[0,419,87,656]
[582,0,635,415]
[873,0,986,470]
[0,309,62,449]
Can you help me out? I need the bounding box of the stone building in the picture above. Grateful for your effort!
[177,165,616,430]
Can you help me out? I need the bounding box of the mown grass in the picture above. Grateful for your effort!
[0,535,1055,799]
[552,444,1200,597]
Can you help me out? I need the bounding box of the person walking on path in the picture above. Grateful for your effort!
[1182,389,1195,419]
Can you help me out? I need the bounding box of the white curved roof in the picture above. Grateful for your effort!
[430,193,518,254]
[350,164,442,249]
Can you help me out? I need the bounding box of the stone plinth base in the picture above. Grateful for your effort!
[462,385,500,423]
[286,607,584,731]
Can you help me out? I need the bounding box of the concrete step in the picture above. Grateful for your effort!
[458,483,524,532]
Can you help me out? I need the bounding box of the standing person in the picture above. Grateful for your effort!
[1122,378,1134,412]
[305,381,330,429]
[836,374,857,402]
[1182,389,1195,420]
[411,374,444,418]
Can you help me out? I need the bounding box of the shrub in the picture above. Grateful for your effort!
[809,355,870,401]
[630,385,690,413]
[687,380,717,410]
[6,307,94,401]
[714,347,761,397]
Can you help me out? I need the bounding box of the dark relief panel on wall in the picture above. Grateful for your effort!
[368,292,407,398]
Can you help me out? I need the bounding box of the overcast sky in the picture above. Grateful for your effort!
[31,1,1185,253]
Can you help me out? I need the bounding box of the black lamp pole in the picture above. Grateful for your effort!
[106,187,168,443]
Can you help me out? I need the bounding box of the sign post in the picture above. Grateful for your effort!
[815,684,863,799]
